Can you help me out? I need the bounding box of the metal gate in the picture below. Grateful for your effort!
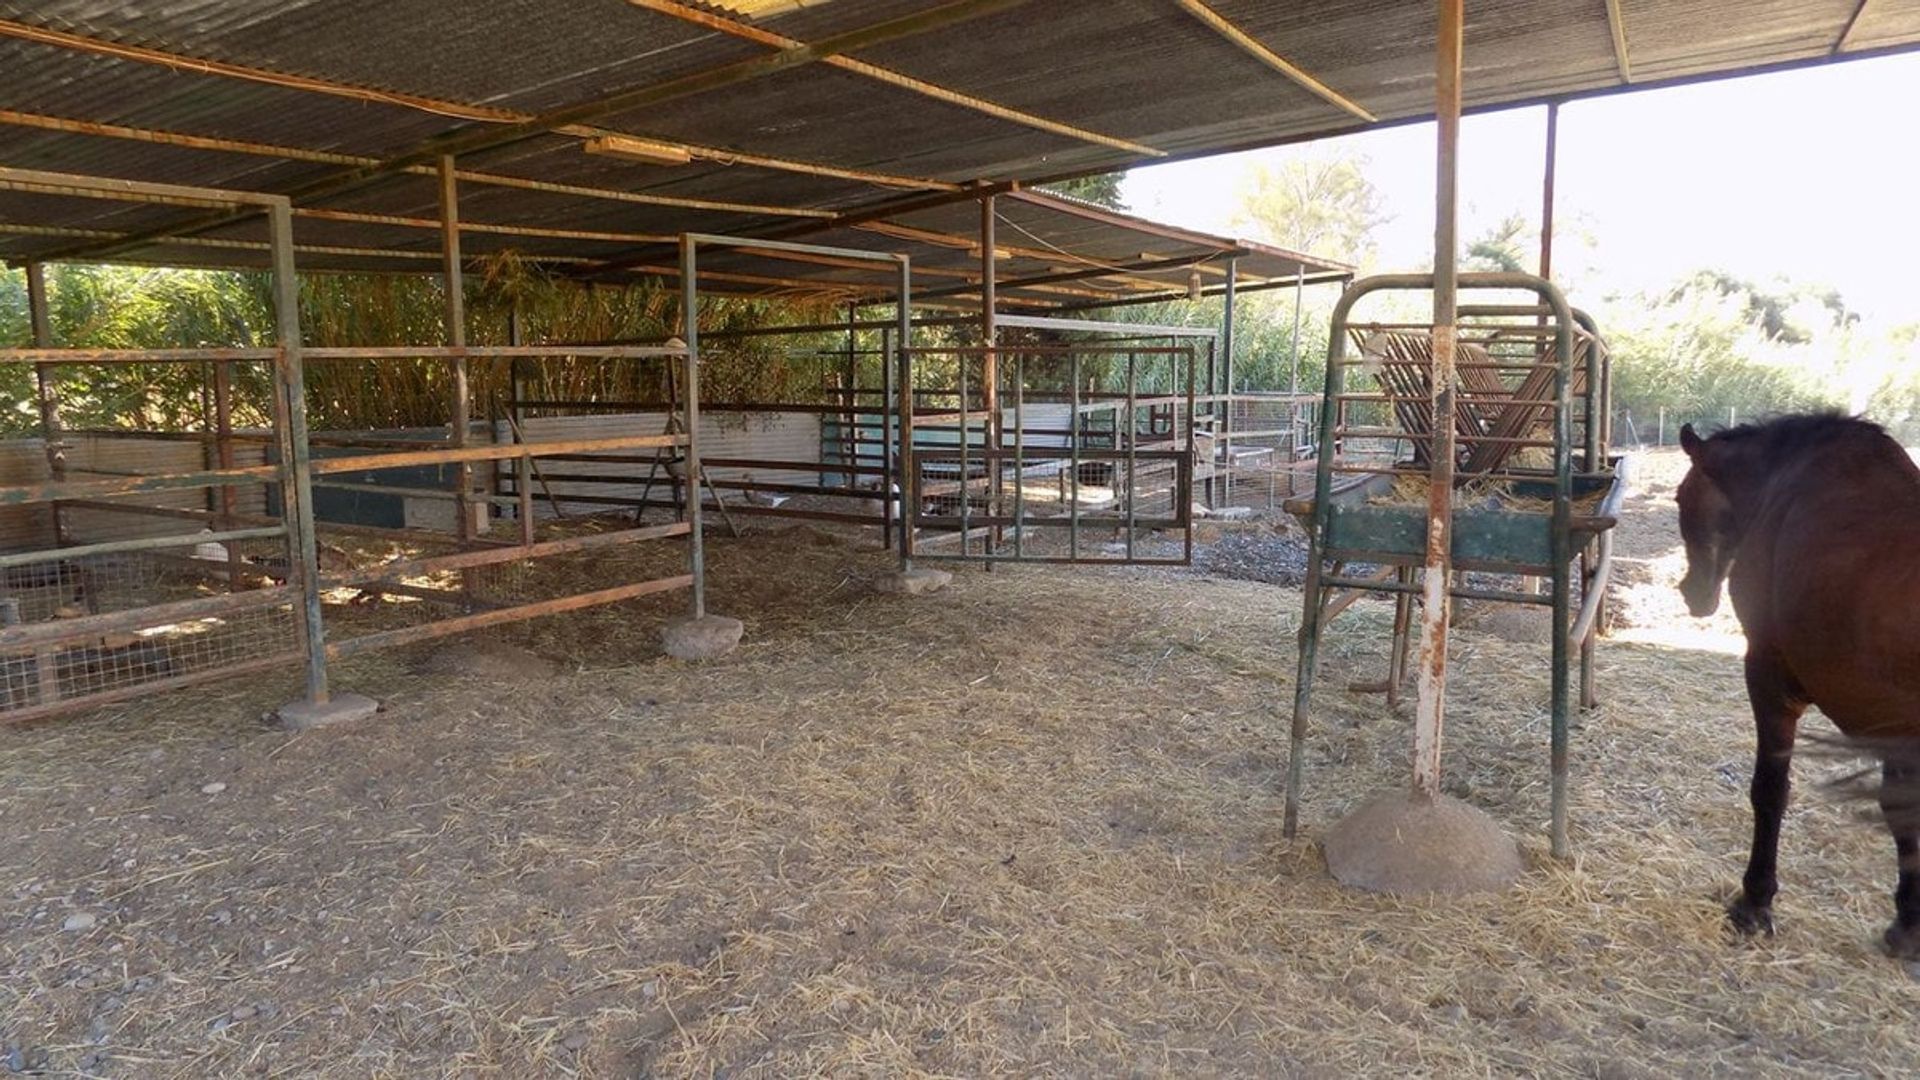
[903,343,1196,564]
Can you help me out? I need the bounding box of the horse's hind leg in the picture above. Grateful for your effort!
[1729,657,1804,937]
[1879,756,1920,958]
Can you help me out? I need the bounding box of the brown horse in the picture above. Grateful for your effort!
[1677,413,1920,956]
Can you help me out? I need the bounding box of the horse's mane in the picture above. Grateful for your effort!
[1710,411,1906,464]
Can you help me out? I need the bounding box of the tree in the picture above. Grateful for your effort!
[1463,213,1533,274]
[1037,172,1126,210]
[1233,153,1386,261]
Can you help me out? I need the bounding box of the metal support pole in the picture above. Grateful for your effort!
[1069,350,1081,559]
[267,201,328,705]
[24,263,65,544]
[681,236,706,618]
[1289,267,1306,451]
[881,323,895,551]
[212,359,244,591]
[1539,101,1560,282]
[1222,258,1237,506]
[980,195,1001,558]
[508,308,535,546]
[1412,0,1465,802]
[439,156,475,574]
[896,259,915,570]
[1013,350,1025,558]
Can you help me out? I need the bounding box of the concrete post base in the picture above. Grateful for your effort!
[661,614,743,660]
[873,567,952,596]
[276,692,380,731]
[1322,791,1522,894]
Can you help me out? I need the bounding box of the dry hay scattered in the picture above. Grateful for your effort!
[2,465,1919,1077]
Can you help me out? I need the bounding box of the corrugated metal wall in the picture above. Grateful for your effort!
[59,435,270,544]
[502,411,823,515]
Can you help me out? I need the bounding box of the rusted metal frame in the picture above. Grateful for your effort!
[1045,270,1352,312]
[0,526,285,571]
[301,346,687,360]
[0,164,282,209]
[258,199,330,707]
[21,262,66,547]
[630,0,1162,156]
[320,523,689,591]
[1126,352,1137,559]
[0,651,302,727]
[305,435,681,476]
[679,237,706,617]
[0,221,472,265]
[506,310,535,546]
[1410,0,1466,803]
[1013,351,1026,558]
[296,206,675,246]
[979,194,1000,558]
[1167,0,1375,122]
[0,585,296,651]
[0,347,279,365]
[0,464,281,507]
[1221,258,1238,503]
[546,492,878,526]
[328,575,693,659]
[437,157,480,607]
[915,254,1226,301]
[0,108,845,220]
[1069,349,1081,559]
[209,359,246,591]
[897,269,916,570]
[1603,0,1633,82]
[34,1,1028,265]
[308,480,523,505]
[882,325,898,552]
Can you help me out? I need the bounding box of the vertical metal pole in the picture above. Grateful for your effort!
[680,237,706,618]
[958,340,971,556]
[213,359,244,591]
[267,201,328,705]
[439,156,475,577]
[896,258,915,569]
[1413,0,1465,802]
[1290,267,1305,397]
[1069,350,1081,559]
[1125,352,1137,561]
[880,323,894,550]
[1540,101,1559,282]
[509,308,534,547]
[1222,259,1237,508]
[980,196,1001,558]
[1549,292,1576,858]
[24,264,66,545]
[1013,350,1025,558]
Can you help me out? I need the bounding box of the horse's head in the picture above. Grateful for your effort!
[1676,423,1738,617]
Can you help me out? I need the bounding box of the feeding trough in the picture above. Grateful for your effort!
[1283,271,1626,872]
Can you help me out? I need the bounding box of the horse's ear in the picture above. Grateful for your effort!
[1680,423,1704,459]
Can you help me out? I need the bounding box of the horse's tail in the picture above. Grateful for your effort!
[1804,732,1920,832]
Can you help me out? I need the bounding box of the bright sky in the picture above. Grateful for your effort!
[1125,51,1920,326]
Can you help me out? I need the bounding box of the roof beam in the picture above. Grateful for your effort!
[32,0,1029,263]
[293,208,676,246]
[0,19,954,193]
[1603,0,1633,82]
[0,222,603,265]
[1167,0,1376,122]
[629,0,1165,157]
[0,108,839,219]
[1834,0,1871,54]
[853,221,1183,291]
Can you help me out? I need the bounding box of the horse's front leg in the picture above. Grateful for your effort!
[1879,756,1920,957]
[1729,655,1804,937]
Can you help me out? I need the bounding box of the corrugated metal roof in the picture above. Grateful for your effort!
[0,0,1910,306]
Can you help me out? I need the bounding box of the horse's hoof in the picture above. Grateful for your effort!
[1882,922,1920,960]
[1727,898,1775,938]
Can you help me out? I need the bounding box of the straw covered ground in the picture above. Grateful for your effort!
[4,448,1918,1077]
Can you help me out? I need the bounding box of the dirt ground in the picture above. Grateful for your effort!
[4,448,1918,1078]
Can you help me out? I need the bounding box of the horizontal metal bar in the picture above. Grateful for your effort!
[301,345,685,360]
[0,347,279,365]
[309,480,522,506]
[306,434,683,475]
[0,164,289,209]
[0,586,296,650]
[683,233,909,263]
[326,574,693,658]
[321,522,689,589]
[0,525,284,569]
[0,464,280,506]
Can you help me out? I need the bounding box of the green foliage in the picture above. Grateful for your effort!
[1233,153,1385,262]
[0,259,843,436]
[1037,172,1127,210]
[1463,214,1534,274]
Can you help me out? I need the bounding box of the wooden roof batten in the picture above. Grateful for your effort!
[23,0,1034,264]
[1603,0,1633,82]
[629,0,1167,157]
[1169,0,1378,123]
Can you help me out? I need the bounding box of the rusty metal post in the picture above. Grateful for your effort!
[1539,101,1560,281]
[439,157,476,577]
[880,323,895,551]
[212,359,244,591]
[24,263,66,544]
[980,195,1001,558]
[267,200,329,705]
[680,236,706,617]
[896,258,915,570]
[1412,0,1465,801]
[508,308,535,546]
[1222,257,1237,505]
